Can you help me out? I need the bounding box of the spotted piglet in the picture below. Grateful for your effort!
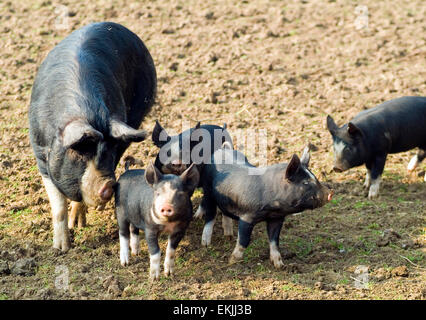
[115,162,199,279]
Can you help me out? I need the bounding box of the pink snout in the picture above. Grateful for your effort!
[159,203,175,217]
[98,181,115,202]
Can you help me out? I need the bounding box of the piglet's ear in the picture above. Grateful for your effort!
[152,120,170,148]
[180,163,200,192]
[300,146,310,167]
[194,122,201,129]
[62,120,103,149]
[347,122,362,136]
[145,162,163,186]
[326,115,338,134]
[110,119,147,143]
[285,154,301,181]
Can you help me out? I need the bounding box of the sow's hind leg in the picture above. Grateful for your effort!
[69,201,87,229]
[41,176,71,252]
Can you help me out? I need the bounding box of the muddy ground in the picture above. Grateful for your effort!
[0,0,425,300]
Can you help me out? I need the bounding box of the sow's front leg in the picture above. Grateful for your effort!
[41,176,71,252]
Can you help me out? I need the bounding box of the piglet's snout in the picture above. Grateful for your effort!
[159,203,175,217]
[98,180,115,202]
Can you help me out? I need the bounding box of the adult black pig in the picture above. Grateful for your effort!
[327,96,426,199]
[29,22,156,251]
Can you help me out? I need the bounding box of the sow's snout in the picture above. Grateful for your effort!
[98,180,116,202]
[81,161,117,208]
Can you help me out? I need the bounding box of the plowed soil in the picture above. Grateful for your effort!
[0,0,425,300]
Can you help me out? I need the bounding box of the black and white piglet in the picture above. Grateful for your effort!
[198,143,332,268]
[152,120,234,231]
[115,162,199,279]
[327,96,426,199]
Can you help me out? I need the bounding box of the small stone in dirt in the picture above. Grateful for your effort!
[0,260,9,274]
[37,288,53,299]
[374,268,390,281]
[383,228,401,239]
[169,62,179,72]
[238,288,251,297]
[400,239,415,250]
[391,266,409,277]
[80,265,90,273]
[210,92,219,104]
[14,288,25,299]
[10,258,36,276]
[281,250,296,260]
[162,28,175,34]
[376,238,389,247]
[208,53,219,63]
[2,160,13,168]
[102,276,123,297]
[314,281,324,290]
[205,11,215,20]
[122,285,133,298]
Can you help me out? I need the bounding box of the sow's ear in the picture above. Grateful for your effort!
[110,119,147,143]
[62,120,103,150]
[285,154,301,181]
[347,122,362,136]
[300,146,310,167]
[326,115,338,134]
[180,163,200,192]
[145,162,163,186]
[152,120,170,148]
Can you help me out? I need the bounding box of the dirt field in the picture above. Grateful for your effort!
[0,0,425,300]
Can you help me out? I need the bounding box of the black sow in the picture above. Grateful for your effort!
[29,22,157,251]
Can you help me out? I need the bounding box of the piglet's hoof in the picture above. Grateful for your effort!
[228,254,243,265]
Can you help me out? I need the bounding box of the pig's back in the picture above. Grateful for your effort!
[353,96,426,152]
[30,22,156,129]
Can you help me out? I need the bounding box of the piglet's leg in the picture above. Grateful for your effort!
[145,229,161,280]
[363,169,371,189]
[368,155,386,199]
[69,201,87,229]
[222,214,234,237]
[164,226,187,277]
[129,224,140,256]
[229,219,254,264]
[408,149,426,181]
[42,176,70,252]
[201,195,218,247]
[266,218,284,268]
